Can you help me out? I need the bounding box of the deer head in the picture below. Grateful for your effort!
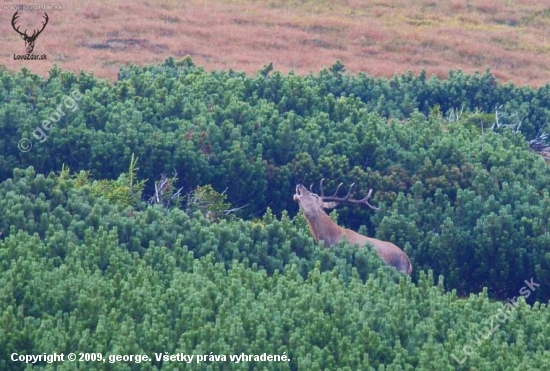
[293,178,379,216]
[12,11,49,54]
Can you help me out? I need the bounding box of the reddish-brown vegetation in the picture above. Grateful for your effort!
[2,0,549,86]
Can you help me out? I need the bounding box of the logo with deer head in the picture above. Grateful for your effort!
[11,11,49,54]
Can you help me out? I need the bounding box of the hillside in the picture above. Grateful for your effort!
[2,0,550,86]
[1,61,550,369]
[2,0,550,369]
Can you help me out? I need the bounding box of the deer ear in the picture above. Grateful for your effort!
[322,201,338,209]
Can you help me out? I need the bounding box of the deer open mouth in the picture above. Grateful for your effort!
[293,184,303,201]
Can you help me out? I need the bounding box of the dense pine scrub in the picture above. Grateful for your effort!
[0,60,549,369]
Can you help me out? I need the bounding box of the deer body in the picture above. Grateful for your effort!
[294,183,412,275]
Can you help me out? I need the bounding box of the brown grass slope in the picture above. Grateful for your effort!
[1,0,550,86]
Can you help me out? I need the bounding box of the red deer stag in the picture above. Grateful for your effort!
[293,179,412,275]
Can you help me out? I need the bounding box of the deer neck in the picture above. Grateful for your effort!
[304,210,343,246]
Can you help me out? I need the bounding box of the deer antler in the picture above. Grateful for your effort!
[36,13,48,37]
[11,11,48,39]
[11,11,26,37]
[31,13,49,39]
[318,178,379,210]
